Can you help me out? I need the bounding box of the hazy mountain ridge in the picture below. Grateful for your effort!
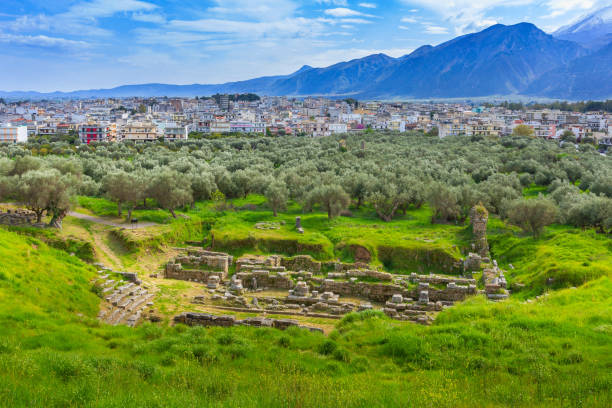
[526,41,612,100]
[1,21,609,100]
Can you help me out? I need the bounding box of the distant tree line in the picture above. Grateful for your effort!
[199,93,261,105]
[492,100,612,113]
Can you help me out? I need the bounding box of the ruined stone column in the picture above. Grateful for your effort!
[470,205,489,257]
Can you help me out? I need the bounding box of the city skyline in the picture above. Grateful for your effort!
[0,0,609,92]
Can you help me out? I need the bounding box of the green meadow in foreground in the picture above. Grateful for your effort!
[0,223,610,407]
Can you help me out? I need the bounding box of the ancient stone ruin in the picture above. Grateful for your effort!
[164,249,231,282]
[468,205,510,301]
[470,205,489,257]
[174,312,323,333]
[0,208,43,227]
[94,264,154,327]
[163,250,487,326]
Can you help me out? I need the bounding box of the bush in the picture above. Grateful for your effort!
[318,340,338,355]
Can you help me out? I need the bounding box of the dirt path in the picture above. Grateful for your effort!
[67,212,158,229]
[2,203,157,229]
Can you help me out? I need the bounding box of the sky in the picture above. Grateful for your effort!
[0,0,608,92]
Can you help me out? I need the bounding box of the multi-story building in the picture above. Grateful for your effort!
[328,123,348,134]
[219,94,230,111]
[163,123,189,141]
[79,123,109,144]
[229,121,266,133]
[0,124,28,143]
[120,123,158,142]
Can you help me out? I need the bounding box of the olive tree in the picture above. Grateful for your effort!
[17,170,56,223]
[102,171,144,219]
[427,182,461,223]
[190,172,216,202]
[367,182,407,222]
[265,181,288,217]
[344,172,375,209]
[507,196,558,238]
[308,184,350,219]
[148,169,193,218]
[17,169,74,227]
[511,124,535,137]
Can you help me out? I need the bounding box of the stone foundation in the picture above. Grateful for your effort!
[173,312,323,333]
[235,270,294,290]
[165,262,224,282]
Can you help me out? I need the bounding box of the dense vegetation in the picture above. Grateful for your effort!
[0,132,610,231]
[0,132,610,406]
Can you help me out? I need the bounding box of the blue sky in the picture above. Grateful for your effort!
[0,0,608,92]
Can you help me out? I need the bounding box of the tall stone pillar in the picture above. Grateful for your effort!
[470,205,489,257]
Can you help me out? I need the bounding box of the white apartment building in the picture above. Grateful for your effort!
[120,123,158,142]
[0,124,28,143]
[229,122,265,133]
[328,123,348,134]
[162,123,189,141]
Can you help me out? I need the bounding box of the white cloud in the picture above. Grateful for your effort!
[402,0,608,35]
[7,0,159,37]
[0,32,90,48]
[132,13,166,24]
[207,0,298,21]
[423,24,449,34]
[401,17,417,23]
[359,3,377,8]
[64,0,157,18]
[340,18,373,24]
[544,0,597,17]
[316,0,348,5]
[324,8,373,18]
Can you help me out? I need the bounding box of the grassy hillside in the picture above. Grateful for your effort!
[489,220,612,297]
[0,227,610,407]
[77,195,468,273]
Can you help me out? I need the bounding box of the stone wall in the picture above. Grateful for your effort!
[176,250,230,276]
[235,270,294,290]
[236,255,282,272]
[0,209,38,226]
[411,282,477,302]
[173,312,323,333]
[408,273,476,286]
[165,262,224,282]
[318,279,410,302]
[280,255,322,273]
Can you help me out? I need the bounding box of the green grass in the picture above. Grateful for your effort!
[522,185,548,198]
[206,196,467,273]
[0,227,610,407]
[77,196,175,224]
[77,195,468,274]
[489,222,612,297]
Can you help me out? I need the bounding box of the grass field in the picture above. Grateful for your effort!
[0,227,610,407]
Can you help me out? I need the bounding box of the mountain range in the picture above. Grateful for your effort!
[2,8,611,101]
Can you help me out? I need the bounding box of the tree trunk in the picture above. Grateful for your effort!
[35,209,43,224]
[48,209,68,229]
[143,198,147,208]
[117,201,122,217]
[273,208,278,217]
[170,208,177,218]
[127,207,133,222]
[356,197,362,209]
